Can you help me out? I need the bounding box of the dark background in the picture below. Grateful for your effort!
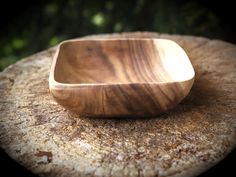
[0,0,235,71]
[0,0,235,176]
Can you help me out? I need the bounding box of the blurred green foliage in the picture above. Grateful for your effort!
[0,0,231,71]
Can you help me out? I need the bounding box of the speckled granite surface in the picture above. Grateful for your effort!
[0,32,235,177]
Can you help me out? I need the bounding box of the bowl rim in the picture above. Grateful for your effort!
[49,38,195,89]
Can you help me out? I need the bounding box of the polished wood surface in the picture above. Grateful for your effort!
[49,38,195,117]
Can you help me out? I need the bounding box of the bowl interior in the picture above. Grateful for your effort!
[53,39,194,84]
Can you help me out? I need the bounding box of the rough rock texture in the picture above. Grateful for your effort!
[0,32,235,177]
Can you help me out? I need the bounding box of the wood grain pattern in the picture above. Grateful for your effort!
[49,39,194,117]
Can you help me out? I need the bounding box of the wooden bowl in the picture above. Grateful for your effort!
[49,38,195,117]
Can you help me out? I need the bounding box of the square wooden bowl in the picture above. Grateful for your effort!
[49,38,195,117]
